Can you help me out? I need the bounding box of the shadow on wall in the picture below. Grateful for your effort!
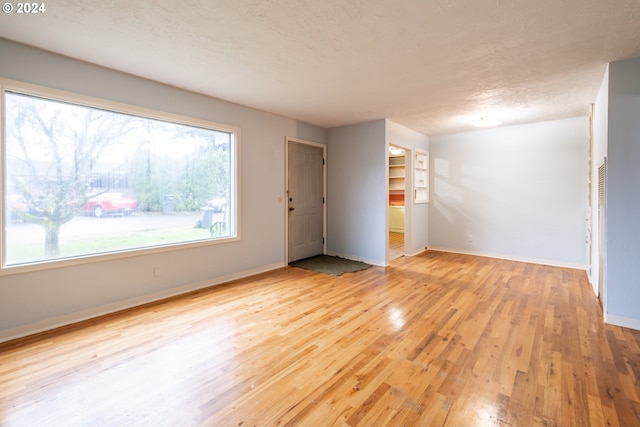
[431,155,516,249]
[432,156,484,246]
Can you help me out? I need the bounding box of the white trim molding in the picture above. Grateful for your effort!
[426,246,589,271]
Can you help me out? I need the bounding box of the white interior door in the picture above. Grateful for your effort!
[288,140,324,262]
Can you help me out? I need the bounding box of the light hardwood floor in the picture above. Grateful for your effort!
[389,231,404,260]
[1,251,639,426]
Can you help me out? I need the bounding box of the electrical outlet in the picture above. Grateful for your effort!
[153,267,160,277]
[468,234,473,242]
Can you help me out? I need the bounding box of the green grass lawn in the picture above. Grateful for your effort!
[6,224,227,265]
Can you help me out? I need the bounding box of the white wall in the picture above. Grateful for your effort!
[385,120,429,257]
[0,39,327,342]
[429,117,589,268]
[606,56,640,330]
[327,120,387,265]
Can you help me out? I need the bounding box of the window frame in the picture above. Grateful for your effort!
[0,78,240,276]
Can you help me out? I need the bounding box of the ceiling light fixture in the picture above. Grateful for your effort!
[471,117,501,128]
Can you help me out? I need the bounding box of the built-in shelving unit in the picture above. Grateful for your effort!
[389,155,405,192]
[414,149,429,203]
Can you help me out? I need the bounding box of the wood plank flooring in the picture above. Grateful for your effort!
[1,251,639,426]
[389,232,404,260]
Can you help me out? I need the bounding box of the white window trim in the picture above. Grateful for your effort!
[0,78,241,276]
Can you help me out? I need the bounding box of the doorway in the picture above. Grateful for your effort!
[388,145,407,260]
[286,138,326,263]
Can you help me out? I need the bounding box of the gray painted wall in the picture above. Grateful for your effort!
[326,119,429,265]
[327,120,387,265]
[0,39,328,341]
[606,56,640,326]
[429,117,589,267]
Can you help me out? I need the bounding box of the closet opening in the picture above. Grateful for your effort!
[388,145,406,260]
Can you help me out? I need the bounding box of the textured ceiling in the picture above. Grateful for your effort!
[1,0,639,135]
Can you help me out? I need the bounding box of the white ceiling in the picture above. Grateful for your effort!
[1,0,639,136]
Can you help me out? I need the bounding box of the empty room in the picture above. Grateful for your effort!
[1,1,640,426]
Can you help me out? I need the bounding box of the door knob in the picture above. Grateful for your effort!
[289,207,295,211]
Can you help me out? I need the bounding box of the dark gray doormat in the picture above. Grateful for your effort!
[289,255,372,276]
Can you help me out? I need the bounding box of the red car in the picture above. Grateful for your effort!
[82,192,137,217]
[8,194,27,220]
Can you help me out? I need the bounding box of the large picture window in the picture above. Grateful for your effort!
[2,86,237,269]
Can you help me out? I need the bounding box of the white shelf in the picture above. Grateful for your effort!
[389,155,405,192]
[389,156,404,167]
[389,169,404,178]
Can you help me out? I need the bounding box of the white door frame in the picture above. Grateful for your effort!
[285,136,327,263]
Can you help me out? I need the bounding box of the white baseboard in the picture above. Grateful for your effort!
[426,246,589,271]
[406,247,427,257]
[604,313,640,331]
[0,262,285,344]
